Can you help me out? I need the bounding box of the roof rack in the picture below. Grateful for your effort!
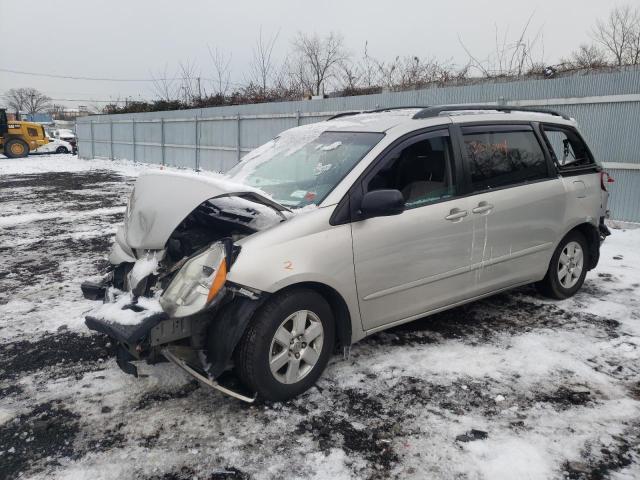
[326,106,429,121]
[326,111,363,121]
[412,105,570,120]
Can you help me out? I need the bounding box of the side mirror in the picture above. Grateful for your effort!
[359,189,405,219]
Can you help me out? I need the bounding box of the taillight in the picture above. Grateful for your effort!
[600,172,614,191]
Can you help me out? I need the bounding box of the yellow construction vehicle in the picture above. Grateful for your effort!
[0,108,49,158]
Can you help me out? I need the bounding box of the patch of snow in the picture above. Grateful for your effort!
[210,196,284,230]
[0,407,16,426]
[89,289,163,326]
[317,141,342,151]
[128,251,163,290]
[464,437,554,479]
[0,206,124,228]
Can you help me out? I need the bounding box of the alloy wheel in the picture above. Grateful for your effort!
[268,310,324,384]
[557,241,584,289]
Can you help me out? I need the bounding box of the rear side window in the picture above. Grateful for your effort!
[541,125,595,169]
[27,127,38,137]
[461,126,548,191]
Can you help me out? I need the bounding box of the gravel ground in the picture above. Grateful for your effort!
[0,155,639,480]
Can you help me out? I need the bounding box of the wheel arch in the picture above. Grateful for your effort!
[556,222,600,271]
[571,222,600,271]
[271,281,352,349]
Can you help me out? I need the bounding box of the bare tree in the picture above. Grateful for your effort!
[247,27,280,95]
[9,88,51,116]
[459,13,545,77]
[592,5,640,66]
[291,32,349,96]
[374,56,401,89]
[4,88,28,116]
[208,46,233,97]
[178,60,201,103]
[338,60,361,92]
[150,65,178,102]
[564,44,609,69]
[359,41,379,88]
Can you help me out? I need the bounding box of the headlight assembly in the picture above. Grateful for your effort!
[159,242,227,318]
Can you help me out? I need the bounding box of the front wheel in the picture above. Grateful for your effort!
[4,138,29,158]
[536,231,589,299]
[56,146,69,154]
[234,288,335,401]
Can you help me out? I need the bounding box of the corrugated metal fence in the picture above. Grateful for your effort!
[77,67,640,222]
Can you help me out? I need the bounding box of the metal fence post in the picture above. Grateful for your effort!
[109,119,114,160]
[90,120,94,159]
[194,117,199,171]
[236,114,241,162]
[132,119,136,162]
[296,110,300,126]
[160,118,165,166]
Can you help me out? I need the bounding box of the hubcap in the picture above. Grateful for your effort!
[269,310,324,384]
[11,143,25,155]
[558,241,584,289]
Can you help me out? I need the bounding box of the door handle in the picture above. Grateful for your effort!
[472,202,494,214]
[445,208,468,221]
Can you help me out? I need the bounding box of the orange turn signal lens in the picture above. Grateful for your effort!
[207,260,227,302]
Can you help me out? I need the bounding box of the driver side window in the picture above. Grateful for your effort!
[367,131,456,209]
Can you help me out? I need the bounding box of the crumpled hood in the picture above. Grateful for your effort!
[120,170,286,251]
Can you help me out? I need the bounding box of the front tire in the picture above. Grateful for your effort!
[56,146,69,154]
[235,288,335,401]
[4,138,29,158]
[536,231,589,299]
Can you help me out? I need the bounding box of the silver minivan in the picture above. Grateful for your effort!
[82,106,611,402]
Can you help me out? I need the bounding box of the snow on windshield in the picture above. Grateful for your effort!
[227,122,383,208]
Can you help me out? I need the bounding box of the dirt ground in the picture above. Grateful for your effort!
[0,156,639,480]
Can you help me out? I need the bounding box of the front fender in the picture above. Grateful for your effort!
[227,207,365,341]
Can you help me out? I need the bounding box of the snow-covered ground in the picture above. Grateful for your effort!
[0,155,639,480]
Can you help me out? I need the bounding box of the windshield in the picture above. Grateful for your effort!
[227,129,384,208]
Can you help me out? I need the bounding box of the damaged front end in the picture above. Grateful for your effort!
[81,171,288,402]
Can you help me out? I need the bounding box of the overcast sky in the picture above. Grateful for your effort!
[0,0,628,109]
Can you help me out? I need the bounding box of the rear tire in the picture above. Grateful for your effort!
[536,231,589,299]
[4,138,29,158]
[234,288,335,401]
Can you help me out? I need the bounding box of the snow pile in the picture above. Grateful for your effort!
[89,288,163,326]
[127,251,163,290]
[210,196,284,230]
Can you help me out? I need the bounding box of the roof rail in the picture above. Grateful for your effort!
[412,104,571,120]
[326,111,363,121]
[326,106,429,121]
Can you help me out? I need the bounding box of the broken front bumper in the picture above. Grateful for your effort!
[81,279,266,402]
[85,306,169,377]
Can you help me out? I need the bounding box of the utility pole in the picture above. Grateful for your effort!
[197,77,202,100]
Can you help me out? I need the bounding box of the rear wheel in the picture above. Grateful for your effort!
[4,138,29,158]
[536,231,588,299]
[235,288,335,401]
[55,146,69,154]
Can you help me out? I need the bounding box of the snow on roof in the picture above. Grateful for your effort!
[324,108,423,132]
